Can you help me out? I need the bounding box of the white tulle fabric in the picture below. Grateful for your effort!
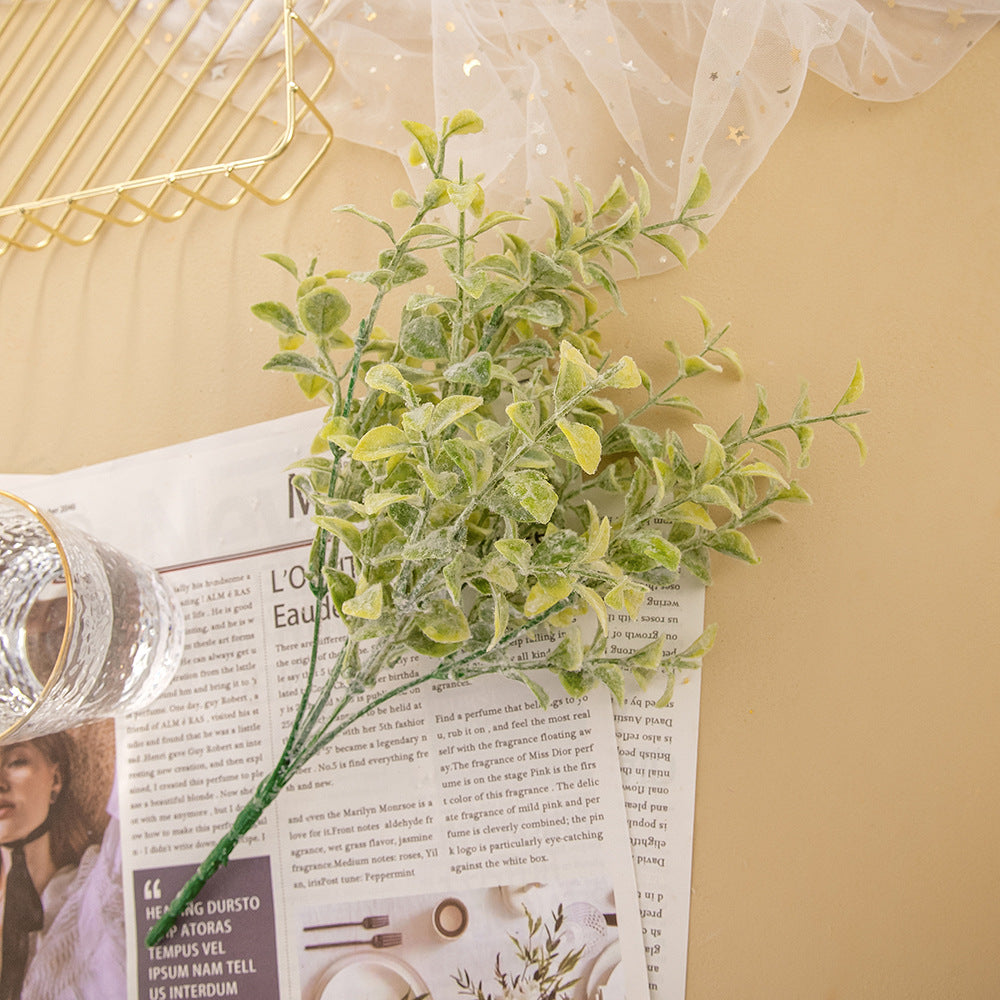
[117,0,998,269]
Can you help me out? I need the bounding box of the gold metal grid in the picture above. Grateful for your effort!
[0,0,335,255]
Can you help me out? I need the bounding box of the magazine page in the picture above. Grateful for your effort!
[3,411,673,1000]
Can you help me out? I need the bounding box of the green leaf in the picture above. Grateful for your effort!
[548,627,584,672]
[836,361,865,410]
[631,168,651,217]
[399,316,448,360]
[312,515,363,556]
[625,635,666,674]
[679,623,718,660]
[575,584,608,634]
[416,598,471,643]
[602,355,642,389]
[261,252,299,278]
[612,533,682,573]
[604,579,647,619]
[594,663,626,705]
[443,352,493,387]
[298,288,352,336]
[262,351,331,383]
[749,386,770,433]
[317,415,358,452]
[671,501,716,531]
[739,461,789,488]
[402,119,439,168]
[506,400,540,439]
[446,180,485,214]
[529,251,573,288]
[559,669,597,698]
[555,341,599,405]
[515,671,551,709]
[427,395,483,437]
[342,582,383,620]
[489,471,558,523]
[252,301,300,340]
[654,672,676,709]
[321,568,356,617]
[598,176,629,215]
[645,231,687,267]
[556,419,602,474]
[352,425,411,463]
[333,204,396,241]
[391,189,419,209]
[684,165,712,210]
[495,538,532,572]
[365,363,418,405]
[841,420,868,463]
[681,295,712,335]
[758,436,790,467]
[795,424,815,468]
[473,211,528,237]
[524,576,574,616]
[508,300,565,329]
[694,424,726,482]
[444,109,485,136]
[709,528,759,564]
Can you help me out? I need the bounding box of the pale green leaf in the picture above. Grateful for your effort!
[445,109,484,136]
[427,395,483,437]
[557,419,602,474]
[645,231,687,267]
[709,528,759,564]
[694,424,726,482]
[416,598,471,643]
[603,355,642,389]
[506,400,540,439]
[604,578,647,619]
[575,584,608,634]
[352,425,411,463]
[312,515,363,555]
[679,623,718,660]
[402,119,439,168]
[515,671,551,709]
[524,576,574,616]
[262,252,299,278]
[684,165,712,210]
[836,361,865,410]
[365,363,418,405]
[495,538,532,572]
[342,583,383,620]
[594,663,626,705]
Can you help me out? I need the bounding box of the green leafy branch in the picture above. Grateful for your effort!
[145,111,867,946]
[453,906,582,1000]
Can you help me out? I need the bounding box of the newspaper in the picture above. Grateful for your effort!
[2,410,704,1000]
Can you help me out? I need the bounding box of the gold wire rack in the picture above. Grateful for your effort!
[0,0,335,255]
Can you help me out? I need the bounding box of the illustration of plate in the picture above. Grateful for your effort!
[585,939,621,1000]
[310,952,429,1000]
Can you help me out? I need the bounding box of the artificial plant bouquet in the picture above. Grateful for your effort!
[147,110,866,944]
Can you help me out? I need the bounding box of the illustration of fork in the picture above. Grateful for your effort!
[305,933,403,951]
[304,915,389,932]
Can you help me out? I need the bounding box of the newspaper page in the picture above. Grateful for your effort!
[612,579,704,998]
[3,409,702,1000]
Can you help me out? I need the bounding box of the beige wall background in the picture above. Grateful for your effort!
[2,24,998,1000]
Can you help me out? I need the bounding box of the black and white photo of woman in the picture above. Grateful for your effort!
[0,723,125,1000]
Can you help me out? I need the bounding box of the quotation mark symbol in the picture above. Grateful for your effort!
[143,878,162,900]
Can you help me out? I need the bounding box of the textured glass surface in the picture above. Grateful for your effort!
[0,494,184,740]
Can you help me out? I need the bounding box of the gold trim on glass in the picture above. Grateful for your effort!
[0,490,74,743]
[0,0,334,255]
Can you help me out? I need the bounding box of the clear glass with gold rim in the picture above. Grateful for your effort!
[0,490,184,742]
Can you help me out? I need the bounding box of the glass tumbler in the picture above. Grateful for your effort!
[0,490,184,741]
